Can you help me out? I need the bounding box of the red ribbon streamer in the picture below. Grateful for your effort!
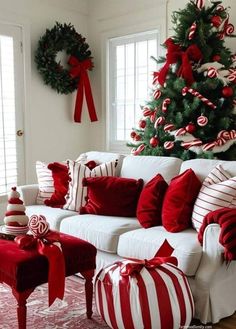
[158,38,203,86]
[15,231,65,306]
[68,56,98,123]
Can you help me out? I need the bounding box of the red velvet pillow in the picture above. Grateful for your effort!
[44,162,70,208]
[162,169,201,232]
[136,174,168,228]
[80,176,143,217]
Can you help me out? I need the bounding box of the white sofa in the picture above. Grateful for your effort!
[19,151,236,324]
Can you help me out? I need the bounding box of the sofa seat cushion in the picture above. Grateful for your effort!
[25,205,77,231]
[60,215,142,253]
[117,226,202,276]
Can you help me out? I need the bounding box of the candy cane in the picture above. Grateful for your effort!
[188,22,197,40]
[207,67,218,78]
[162,98,171,113]
[150,109,157,123]
[131,144,145,155]
[227,69,236,83]
[164,123,175,132]
[196,0,204,9]
[181,139,203,149]
[164,141,174,150]
[153,71,159,85]
[153,89,162,100]
[154,116,165,128]
[143,107,153,116]
[175,128,186,136]
[182,87,217,110]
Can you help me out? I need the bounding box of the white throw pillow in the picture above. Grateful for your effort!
[63,159,117,211]
[192,164,236,232]
[36,161,55,205]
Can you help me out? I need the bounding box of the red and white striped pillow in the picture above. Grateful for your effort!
[192,165,236,232]
[63,159,117,212]
[36,161,55,205]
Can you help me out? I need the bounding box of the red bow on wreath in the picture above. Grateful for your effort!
[15,215,65,306]
[158,38,203,86]
[68,56,98,123]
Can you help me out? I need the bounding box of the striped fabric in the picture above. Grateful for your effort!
[36,161,55,205]
[63,159,117,212]
[192,165,236,232]
[95,260,194,329]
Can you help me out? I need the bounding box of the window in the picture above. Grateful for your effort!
[108,30,159,151]
[0,24,25,195]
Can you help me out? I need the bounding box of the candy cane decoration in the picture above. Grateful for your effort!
[154,116,165,128]
[162,98,171,113]
[227,69,236,83]
[196,0,204,10]
[153,89,162,100]
[131,144,145,155]
[150,109,157,123]
[164,141,174,150]
[181,139,203,149]
[175,128,187,136]
[153,71,159,85]
[143,107,153,116]
[207,67,218,78]
[164,123,175,132]
[182,87,217,110]
[188,22,197,40]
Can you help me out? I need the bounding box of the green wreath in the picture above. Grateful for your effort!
[35,22,92,94]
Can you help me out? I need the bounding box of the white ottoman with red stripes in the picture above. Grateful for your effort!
[95,256,194,329]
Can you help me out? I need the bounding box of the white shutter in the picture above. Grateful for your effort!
[0,24,25,195]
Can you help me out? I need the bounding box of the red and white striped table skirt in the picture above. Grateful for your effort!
[95,259,194,329]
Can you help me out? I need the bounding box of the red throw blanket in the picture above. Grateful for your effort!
[198,207,236,261]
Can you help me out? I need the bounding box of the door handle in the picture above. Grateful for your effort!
[16,130,24,137]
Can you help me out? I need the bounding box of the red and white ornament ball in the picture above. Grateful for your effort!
[150,136,159,147]
[185,123,196,134]
[222,86,234,98]
[164,141,174,150]
[139,120,146,129]
[197,115,208,127]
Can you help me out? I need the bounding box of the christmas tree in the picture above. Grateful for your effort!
[127,0,236,160]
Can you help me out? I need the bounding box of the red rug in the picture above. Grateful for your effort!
[0,276,109,329]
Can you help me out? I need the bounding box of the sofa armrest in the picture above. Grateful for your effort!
[18,184,39,206]
[195,224,224,284]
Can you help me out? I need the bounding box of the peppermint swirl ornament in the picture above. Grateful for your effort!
[29,215,50,238]
[207,67,218,78]
[197,115,208,127]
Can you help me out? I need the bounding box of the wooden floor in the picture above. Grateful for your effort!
[213,312,236,329]
[191,312,236,328]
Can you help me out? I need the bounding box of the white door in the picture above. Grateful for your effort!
[0,23,25,195]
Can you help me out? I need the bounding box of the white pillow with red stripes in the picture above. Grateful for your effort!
[63,159,118,212]
[191,164,236,232]
[36,161,55,205]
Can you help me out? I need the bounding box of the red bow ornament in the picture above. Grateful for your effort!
[158,38,203,86]
[15,215,65,306]
[68,56,98,123]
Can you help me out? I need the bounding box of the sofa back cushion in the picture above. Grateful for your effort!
[120,155,182,184]
[180,159,236,182]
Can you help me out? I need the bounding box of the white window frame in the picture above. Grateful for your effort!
[108,30,159,152]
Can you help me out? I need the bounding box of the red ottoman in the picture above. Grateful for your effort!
[95,257,194,329]
[0,233,96,329]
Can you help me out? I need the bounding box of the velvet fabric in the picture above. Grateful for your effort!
[162,169,201,232]
[45,162,69,208]
[0,233,96,292]
[136,174,168,228]
[80,176,143,217]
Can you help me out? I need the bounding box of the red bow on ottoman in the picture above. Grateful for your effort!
[15,215,65,306]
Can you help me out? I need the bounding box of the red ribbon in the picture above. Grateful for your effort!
[120,256,178,277]
[68,56,98,123]
[15,231,65,306]
[158,38,203,86]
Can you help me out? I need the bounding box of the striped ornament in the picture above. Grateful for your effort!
[63,160,117,211]
[131,144,145,156]
[188,22,197,40]
[95,259,194,329]
[191,165,236,232]
[196,0,204,9]
[154,116,165,128]
[153,89,162,100]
